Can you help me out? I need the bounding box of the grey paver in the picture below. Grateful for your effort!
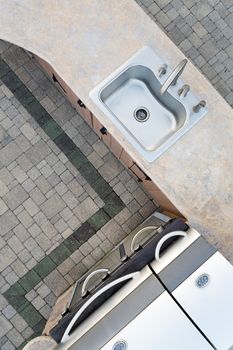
[44,270,69,297]
[3,185,28,211]
[0,142,22,166]
[74,197,99,223]
[40,193,66,219]
[0,315,12,338]
[0,211,18,237]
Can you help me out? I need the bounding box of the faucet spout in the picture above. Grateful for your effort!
[160,59,188,95]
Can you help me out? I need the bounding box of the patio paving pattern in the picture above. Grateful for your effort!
[0,42,156,349]
[1,0,233,348]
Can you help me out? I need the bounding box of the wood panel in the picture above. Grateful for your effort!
[110,135,123,159]
[120,149,134,168]
[143,179,182,216]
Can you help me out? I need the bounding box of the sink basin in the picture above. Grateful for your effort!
[90,47,207,162]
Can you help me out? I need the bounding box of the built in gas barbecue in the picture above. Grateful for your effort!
[49,212,233,350]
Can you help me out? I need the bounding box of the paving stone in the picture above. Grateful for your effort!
[6,328,24,348]
[40,193,66,219]
[0,178,9,196]
[13,223,29,242]
[20,123,36,141]
[68,262,87,281]
[19,269,41,293]
[44,270,69,297]
[47,172,60,187]
[25,139,50,165]
[23,198,39,217]
[2,304,16,319]
[0,315,12,339]
[87,209,110,231]
[18,209,33,228]
[36,284,50,299]
[91,246,105,262]
[0,294,8,310]
[7,235,24,254]
[103,192,125,218]
[11,259,28,278]
[3,185,28,211]
[20,303,43,328]
[35,233,52,251]
[31,295,46,310]
[1,340,15,350]
[40,164,53,178]
[14,134,31,152]
[0,141,22,166]
[67,215,81,230]
[74,197,99,223]
[40,220,57,239]
[0,211,18,237]
[27,166,41,181]
[11,165,27,184]
[87,150,104,169]
[82,254,96,268]
[29,187,46,206]
[100,239,114,254]
[22,326,34,339]
[31,245,45,261]
[0,168,13,186]
[34,256,56,279]
[99,153,123,182]
[10,313,28,333]
[0,198,8,215]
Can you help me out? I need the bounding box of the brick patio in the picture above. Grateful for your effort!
[0,43,156,349]
[1,0,233,348]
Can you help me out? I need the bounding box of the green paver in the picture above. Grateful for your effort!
[0,57,10,77]
[27,100,50,126]
[32,319,47,335]
[53,132,76,155]
[34,256,57,279]
[64,235,81,253]
[1,71,23,92]
[88,209,110,230]
[14,85,34,106]
[49,243,72,265]
[103,192,125,218]
[17,300,30,314]
[3,283,27,311]
[17,336,35,350]
[79,163,100,184]
[92,176,113,199]
[73,222,96,244]
[19,270,41,293]
[66,148,88,169]
[20,304,44,328]
[43,119,64,140]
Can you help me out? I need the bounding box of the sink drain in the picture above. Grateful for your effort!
[134,107,149,122]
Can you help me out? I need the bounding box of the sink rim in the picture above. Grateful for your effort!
[98,64,190,152]
[89,46,208,163]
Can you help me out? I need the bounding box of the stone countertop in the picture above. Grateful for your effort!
[0,0,232,261]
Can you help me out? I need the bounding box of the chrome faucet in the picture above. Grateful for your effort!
[178,84,190,98]
[193,100,206,113]
[160,59,188,95]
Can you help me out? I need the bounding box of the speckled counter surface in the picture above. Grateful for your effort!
[0,0,232,261]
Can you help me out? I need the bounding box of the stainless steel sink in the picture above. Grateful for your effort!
[90,47,207,162]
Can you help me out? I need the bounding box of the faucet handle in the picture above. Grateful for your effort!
[178,84,190,98]
[193,100,206,113]
[158,64,167,78]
